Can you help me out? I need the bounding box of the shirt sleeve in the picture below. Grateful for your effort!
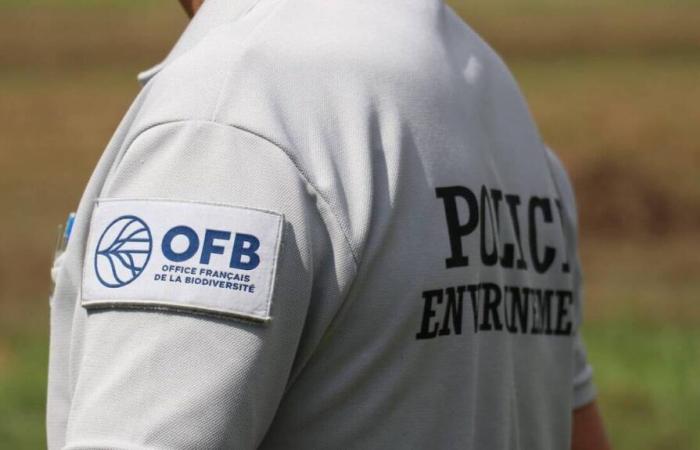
[572,334,596,409]
[63,120,354,449]
[544,147,597,410]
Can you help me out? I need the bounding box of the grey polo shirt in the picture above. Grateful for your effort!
[47,0,596,448]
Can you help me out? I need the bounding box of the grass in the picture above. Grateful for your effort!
[0,327,49,450]
[0,0,699,449]
[585,321,700,450]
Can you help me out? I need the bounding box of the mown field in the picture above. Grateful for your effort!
[1,0,699,448]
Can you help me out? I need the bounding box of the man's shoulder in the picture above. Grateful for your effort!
[134,0,500,127]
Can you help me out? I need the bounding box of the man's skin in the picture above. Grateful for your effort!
[175,1,612,449]
[178,0,204,18]
[573,402,612,450]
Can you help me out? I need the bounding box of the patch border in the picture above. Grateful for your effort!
[81,198,284,323]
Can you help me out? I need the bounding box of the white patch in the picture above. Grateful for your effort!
[82,199,283,322]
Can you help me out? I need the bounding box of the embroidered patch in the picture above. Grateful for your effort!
[82,199,283,322]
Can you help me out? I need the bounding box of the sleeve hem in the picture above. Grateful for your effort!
[573,380,597,410]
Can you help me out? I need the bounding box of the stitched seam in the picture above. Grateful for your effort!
[84,302,269,325]
[95,197,284,219]
[118,119,360,268]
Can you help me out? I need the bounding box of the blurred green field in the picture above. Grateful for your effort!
[1,0,699,448]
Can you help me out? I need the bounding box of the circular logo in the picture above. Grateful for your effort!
[94,215,153,288]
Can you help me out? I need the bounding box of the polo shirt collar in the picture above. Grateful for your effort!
[138,0,262,86]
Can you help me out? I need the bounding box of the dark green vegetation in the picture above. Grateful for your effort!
[1,0,698,448]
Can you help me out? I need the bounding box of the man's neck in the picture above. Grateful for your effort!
[179,0,206,18]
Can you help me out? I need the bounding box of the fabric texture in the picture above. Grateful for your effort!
[47,0,596,448]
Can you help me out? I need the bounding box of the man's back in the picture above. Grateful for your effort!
[47,0,595,448]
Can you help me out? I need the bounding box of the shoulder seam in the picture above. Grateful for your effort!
[121,119,360,268]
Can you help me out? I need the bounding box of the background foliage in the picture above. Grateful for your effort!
[1,0,698,448]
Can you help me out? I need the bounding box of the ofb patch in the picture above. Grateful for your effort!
[82,199,283,322]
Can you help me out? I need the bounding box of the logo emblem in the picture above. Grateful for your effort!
[94,215,152,288]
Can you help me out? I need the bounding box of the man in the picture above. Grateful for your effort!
[47,0,610,448]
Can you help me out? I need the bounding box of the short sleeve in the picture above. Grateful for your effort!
[63,121,352,449]
[544,147,597,410]
[572,334,596,408]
